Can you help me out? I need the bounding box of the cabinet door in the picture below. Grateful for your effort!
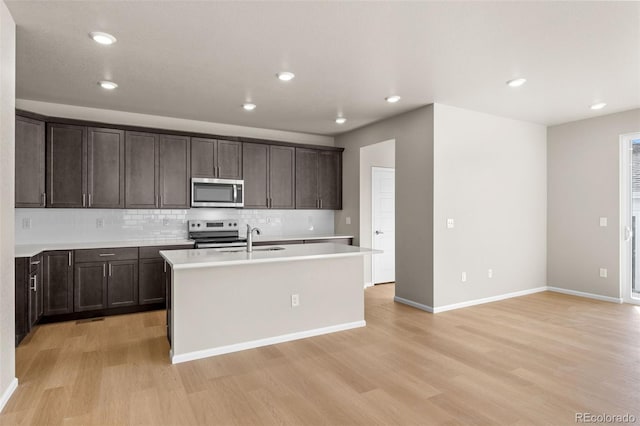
[74,262,107,312]
[15,116,45,207]
[15,258,28,346]
[29,254,44,326]
[216,140,243,179]
[295,148,319,209]
[159,134,190,208]
[191,137,216,178]
[87,127,125,208]
[107,260,138,308]
[166,264,172,344]
[43,251,74,315]
[242,143,269,208]
[47,123,87,208]
[125,131,159,208]
[318,151,342,210]
[139,258,166,305]
[269,146,295,209]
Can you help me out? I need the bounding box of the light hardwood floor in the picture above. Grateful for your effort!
[1,284,639,425]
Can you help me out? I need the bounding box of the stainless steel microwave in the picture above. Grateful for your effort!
[191,178,244,208]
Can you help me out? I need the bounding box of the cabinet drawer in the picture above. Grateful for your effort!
[139,244,193,259]
[253,240,303,247]
[74,247,138,263]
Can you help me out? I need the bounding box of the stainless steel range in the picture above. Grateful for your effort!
[188,220,247,249]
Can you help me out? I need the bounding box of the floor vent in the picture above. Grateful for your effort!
[76,317,105,324]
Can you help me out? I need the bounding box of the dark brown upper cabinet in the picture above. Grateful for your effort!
[191,138,242,180]
[15,115,45,207]
[295,148,342,210]
[46,124,124,208]
[243,143,295,209]
[126,132,190,209]
[125,131,159,209]
[46,123,86,208]
[87,127,125,208]
[159,134,191,208]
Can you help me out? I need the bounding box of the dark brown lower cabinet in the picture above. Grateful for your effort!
[74,261,107,312]
[75,259,138,312]
[15,258,28,346]
[28,254,43,327]
[108,260,138,308]
[43,251,74,316]
[139,258,166,305]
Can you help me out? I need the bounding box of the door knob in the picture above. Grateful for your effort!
[375,230,384,235]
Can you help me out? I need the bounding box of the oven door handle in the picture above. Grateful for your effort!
[233,184,238,204]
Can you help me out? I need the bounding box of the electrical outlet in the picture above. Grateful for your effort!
[96,218,104,228]
[163,218,170,226]
[346,216,351,225]
[21,218,31,229]
[291,294,300,307]
[447,218,455,229]
[599,268,608,278]
[599,217,608,227]
[487,269,493,279]
[461,272,467,282]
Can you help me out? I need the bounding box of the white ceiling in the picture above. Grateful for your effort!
[6,1,640,136]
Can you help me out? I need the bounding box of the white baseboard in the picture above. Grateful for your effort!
[364,282,374,289]
[433,287,548,313]
[171,320,366,364]
[394,296,434,313]
[0,378,18,413]
[547,286,623,304]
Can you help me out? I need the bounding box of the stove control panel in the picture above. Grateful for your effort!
[188,220,239,231]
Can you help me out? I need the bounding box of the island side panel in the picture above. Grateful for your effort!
[171,255,365,362]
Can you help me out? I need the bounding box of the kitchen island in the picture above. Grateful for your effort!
[160,243,378,364]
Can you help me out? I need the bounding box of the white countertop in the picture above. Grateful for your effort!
[161,243,379,270]
[252,234,353,242]
[15,239,195,258]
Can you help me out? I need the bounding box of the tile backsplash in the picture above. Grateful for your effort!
[15,208,335,244]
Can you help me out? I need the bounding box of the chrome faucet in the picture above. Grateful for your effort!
[246,224,261,252]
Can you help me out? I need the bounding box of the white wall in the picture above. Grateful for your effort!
[336,106,434,307]
[0,0,16,412]
[359,140,395,285]
[433,104,547,308]
[16,99,334,147]
[548,108,640,299]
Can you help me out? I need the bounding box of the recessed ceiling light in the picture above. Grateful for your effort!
[89,32,117,45]
[277,72,295,82]
[242,103,257,111]
[98,80,118,90]
[590,102,607,110]
[335,117,347,124]
[385,95,401,103]
[506,78,527,87]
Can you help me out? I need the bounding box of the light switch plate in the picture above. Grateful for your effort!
[447,218,455,229]
[599,217,608,227]
[599,268,608,278]
[346,217,351,225]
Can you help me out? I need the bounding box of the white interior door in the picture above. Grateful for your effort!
[372,167,395,284]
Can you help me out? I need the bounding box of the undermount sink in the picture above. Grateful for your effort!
[255,247,285,251]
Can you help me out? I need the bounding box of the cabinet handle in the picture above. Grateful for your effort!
[82,193,86,207]
[320,199,323,209]
[103,264,106,277]
[109,263,112,277]
[88,193,92,207]
[30,260,40,266]
[99,253,115,257]
[30,275,37,292]
[164,261,167,273]
[41,193,46,206]
[68,252,72,266]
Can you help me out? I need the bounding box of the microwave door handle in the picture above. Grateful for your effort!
[233,184,238,203]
